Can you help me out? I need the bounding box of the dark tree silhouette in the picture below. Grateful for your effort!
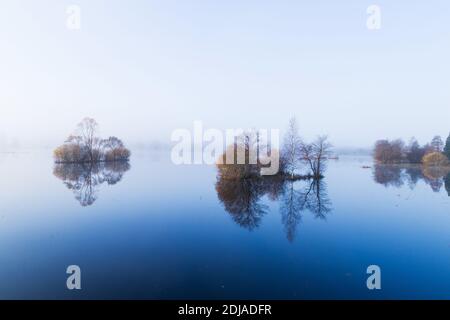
[406,138,428,164]
[444,133,450,160]
[445,173,450,197]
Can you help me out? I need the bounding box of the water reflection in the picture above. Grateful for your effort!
[280,180,332,241]
[215,177,270,231]
[216,175,332,241]
[445,174,450,196]
[373,165,450,194]
[53,161,130,206]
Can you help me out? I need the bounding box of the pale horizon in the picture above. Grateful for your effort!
[1,1,450,150]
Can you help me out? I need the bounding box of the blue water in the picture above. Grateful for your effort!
[0,151,449,299]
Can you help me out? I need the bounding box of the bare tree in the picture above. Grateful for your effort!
[301,136,332,179]
[102,136,130,161]
[281,117,302,178]
[76,117,100,162]
[312,136,332,178]
[102,136,124,150]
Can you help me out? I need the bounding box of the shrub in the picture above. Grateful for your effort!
[105,147,131,162]
[216,143,260,179]
[422,152,450,167]
[53,143,86,163]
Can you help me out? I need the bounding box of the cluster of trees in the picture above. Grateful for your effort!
[216,117,332,180]
[280,117,332,179]
[54,118,131,163]
[214,117,333,241]
[374,134,450,166]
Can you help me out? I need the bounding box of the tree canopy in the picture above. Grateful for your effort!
[373,135,450,166]
[54,118,131,163]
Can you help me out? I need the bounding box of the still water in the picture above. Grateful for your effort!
[0,150,449,299]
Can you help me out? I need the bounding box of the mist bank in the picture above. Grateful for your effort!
[0,140,373,157]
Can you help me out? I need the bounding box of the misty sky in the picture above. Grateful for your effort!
[1,0,449,149]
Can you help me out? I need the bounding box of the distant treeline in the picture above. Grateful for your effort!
[54,118,131,164]
[374,134,450,166]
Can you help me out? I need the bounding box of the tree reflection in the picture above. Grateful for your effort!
[305,180,332,220]
[280,181,303,242]
[280,180,332,242]
[422,167,447,193]
[53,161,130,206]
[404,167,422,189]
[216,174,332,241]
[445,173,450,196]
[373,165,404,187]
[373,165,450,193]
[215,177,269,230]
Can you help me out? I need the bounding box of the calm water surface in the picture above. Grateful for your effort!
[0,150,449,299]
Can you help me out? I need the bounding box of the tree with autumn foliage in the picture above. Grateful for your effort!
[54,118,131,164]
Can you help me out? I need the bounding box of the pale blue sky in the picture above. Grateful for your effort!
[1,0,449,148]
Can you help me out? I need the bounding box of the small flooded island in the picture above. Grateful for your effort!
[54,117,131,164]
[53,118,131,206]
[215,117,333,237]
[216,117,333,182]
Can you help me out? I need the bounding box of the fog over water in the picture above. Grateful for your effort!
[1,1,450,149]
